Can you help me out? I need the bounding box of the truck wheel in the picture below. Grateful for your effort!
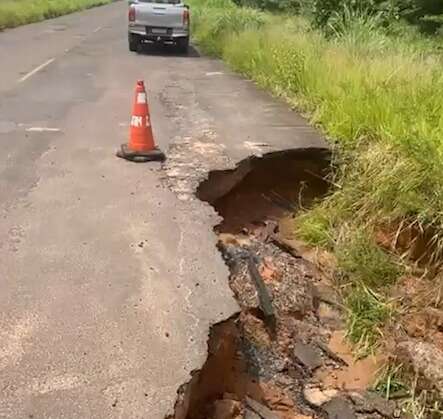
[128,34,140,52]
[177,37,189,54]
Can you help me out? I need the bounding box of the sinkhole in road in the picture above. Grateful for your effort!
[169,149,332,419]
[197,149,331,235]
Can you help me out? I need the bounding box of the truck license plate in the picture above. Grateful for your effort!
[151,28,167,35]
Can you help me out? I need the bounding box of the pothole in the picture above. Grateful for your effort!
[196,149,330,235]
[168,149,395,419]
[167,317,264,419]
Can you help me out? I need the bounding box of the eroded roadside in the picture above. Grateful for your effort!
[162,141,401,418]
[155,56,409,418]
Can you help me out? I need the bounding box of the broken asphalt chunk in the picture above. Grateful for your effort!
[293,340,323,372]
[245,397,280,419]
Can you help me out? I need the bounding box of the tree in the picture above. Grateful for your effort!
[309,0,443,32]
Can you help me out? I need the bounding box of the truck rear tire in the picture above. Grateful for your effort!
[177,37,189,54]
[128,33,140,52]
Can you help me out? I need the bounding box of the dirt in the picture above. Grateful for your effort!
[168,151,409,419]
[383,272,443,403]
[315,331,384,392]
[374,222,442,268]
[375,223,443,392]
[197,150,330,235]
[390,274,443,345]
[169,318,265,419]
[396,339,443,399]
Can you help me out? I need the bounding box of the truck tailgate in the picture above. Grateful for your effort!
[134,3,185,28]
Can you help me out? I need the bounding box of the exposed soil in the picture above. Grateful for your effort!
[197,150,330,234]
[167,151,401,419]
[315,331,384,392]
[374,223,443,401]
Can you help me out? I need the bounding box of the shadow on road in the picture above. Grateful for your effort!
[137,43,200,58]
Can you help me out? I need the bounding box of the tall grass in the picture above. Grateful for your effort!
[189,0,443,350]
[0,0,113,30]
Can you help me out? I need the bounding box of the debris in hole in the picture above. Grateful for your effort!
[247,253,276,335]
[168,150,397,419]
[245,397,280,419]
[303,386,338,407]
[167,317,264,419]
[292,341,322,372]
[322,397,356,419]
[396,338,443,398]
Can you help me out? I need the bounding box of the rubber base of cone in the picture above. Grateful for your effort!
[116,144,166,163]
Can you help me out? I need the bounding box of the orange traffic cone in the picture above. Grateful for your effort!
[117,80,165,162]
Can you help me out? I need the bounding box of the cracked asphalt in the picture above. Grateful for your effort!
[0,2,327,418]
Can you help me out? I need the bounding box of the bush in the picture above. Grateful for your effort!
[192,4,267,55]
[308,0,443,33]
[233,0,301,13]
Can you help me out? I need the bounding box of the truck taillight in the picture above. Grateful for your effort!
[183,9,189,27]
[128,6,136,22]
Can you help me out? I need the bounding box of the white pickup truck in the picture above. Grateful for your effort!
[128,0,190,53]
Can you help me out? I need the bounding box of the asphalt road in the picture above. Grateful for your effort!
[0,2,327,418]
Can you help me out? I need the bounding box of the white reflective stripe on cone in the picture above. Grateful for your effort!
[131,115,144,127]
[136,93,147,104]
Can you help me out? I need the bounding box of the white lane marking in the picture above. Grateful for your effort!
[205,71,224,76]
[93,26,102,33]
[26,127,60,133]
[19,58,55,83]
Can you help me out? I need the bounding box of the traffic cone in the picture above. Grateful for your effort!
[117,80,165,163]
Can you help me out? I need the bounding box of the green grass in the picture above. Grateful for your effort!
[336,230,402,288]
[374,363,408,400]
[345,284,392,355]
[337,230,401,353]
[374,364,443,418]
[0,0,114,30]
[189,0,443,353]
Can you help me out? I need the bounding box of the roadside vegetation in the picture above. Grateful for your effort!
[189,0,443,414]
[0,0,113,30]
